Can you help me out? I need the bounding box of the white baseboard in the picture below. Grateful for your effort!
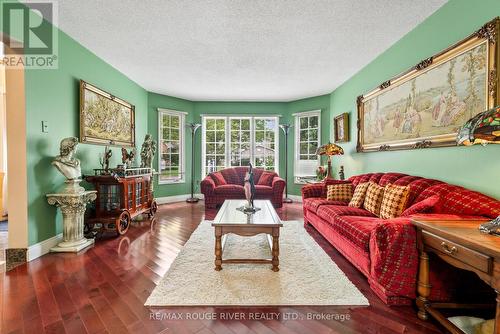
[28,233,63,262]
[287,195,302,202]
[156,193,204,205]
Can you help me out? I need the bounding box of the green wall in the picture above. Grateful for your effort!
[329,0,500,199]
[25,29,148,245]
[147,92,194,197]
[286,95,331,195]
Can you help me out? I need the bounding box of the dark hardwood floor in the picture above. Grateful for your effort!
[1,202,445,334]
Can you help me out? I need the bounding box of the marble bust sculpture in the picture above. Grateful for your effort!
[47,136,97,252]
[52,137,82,181]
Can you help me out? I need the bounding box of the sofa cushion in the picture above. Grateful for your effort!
[401,195,440,217]
[317,205,375,220]
[380,184,411,219]
[329,215,381,252]
[349,182,370,208]
[209,172,226,186]
[304,197,349,213]
[254,185,273,195]
[220,168,241,185]
[326,184,353,202]
[363,182,385,216]
[258,172,275,186]
[214,184,244,196]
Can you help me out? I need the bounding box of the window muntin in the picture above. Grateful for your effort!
[158,109,185,184]
[294,110,321,183]
[202,115,279,177]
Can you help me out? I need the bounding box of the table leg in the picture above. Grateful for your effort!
[272,227,280,272]
[416,250,431,320]
[495,290,500,334]
[215,227,222,271]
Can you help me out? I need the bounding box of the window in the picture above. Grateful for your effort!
[294,110,321,183]
[204,117,226,174]
[202,115,279,177]
[158,109,186,184]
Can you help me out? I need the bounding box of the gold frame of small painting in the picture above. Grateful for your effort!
[334,113,349,142]
[356,17,499,153]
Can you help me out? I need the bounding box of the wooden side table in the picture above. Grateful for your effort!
[412,218,500,334]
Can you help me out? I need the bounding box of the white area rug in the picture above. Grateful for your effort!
[145,220,369,306]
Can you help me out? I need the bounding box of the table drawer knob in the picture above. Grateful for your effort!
[441,242,458,255]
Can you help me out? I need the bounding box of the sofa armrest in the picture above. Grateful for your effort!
[369,218,418,299]
[200,177,216,195]
[271,176,286,190]
[301,184,324,200]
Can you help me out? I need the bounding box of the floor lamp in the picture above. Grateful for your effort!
[279,124,293,203]
[186,123,201,203]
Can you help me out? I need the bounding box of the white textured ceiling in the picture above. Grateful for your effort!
[52,0,447,101]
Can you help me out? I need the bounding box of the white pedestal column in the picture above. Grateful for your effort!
[46,190,97,252]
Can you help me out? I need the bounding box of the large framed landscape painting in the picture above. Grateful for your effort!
[80,80,135,147]
[357,18,499,152]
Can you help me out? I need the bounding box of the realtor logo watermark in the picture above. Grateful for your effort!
[1,0,58,69]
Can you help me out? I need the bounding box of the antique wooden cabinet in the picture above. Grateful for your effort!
[85,167,157,235]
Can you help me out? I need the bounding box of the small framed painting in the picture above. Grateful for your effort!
[334,113,349,142]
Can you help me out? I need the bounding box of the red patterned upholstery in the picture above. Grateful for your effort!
[220,168,241,185]
[201,167,285,209]
[329,215,380,252]
[209,172,226,186]
[317,205,375,219]
[302,172,500,305]
[214,184,244,196]
[254,185,273,197]
[369,218,418,299]
[401,195,440,217]
[301,184,324,199]
[258,172,274,186]
[303,198,348,213]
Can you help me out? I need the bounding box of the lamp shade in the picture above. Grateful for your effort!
[457,106,500,146]
[315,142,344,156]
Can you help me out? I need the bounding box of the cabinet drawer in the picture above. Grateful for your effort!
[422,230,492,274]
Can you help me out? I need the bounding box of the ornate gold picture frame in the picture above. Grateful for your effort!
[80,80,135,147]
[357,17,499,152]
[334,113,349,142]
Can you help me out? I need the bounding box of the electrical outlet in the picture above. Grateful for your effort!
[41,121,49,133]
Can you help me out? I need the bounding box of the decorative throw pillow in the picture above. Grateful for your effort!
[326,184,353,202]
[348,182,370,208]
[209,172,226,186]
[363,182,385,216]
[379,184,411,219]
[258,171,275,186]
[401,195,440,217]
[322,179,351,197]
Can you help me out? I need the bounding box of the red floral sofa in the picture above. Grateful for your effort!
[302,172,500,305]
[201,167,286,209]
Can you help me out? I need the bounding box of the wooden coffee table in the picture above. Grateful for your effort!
[211,200,283,272]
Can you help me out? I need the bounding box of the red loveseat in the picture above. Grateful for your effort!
[201,167,286,209]
[302,172,500,305]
